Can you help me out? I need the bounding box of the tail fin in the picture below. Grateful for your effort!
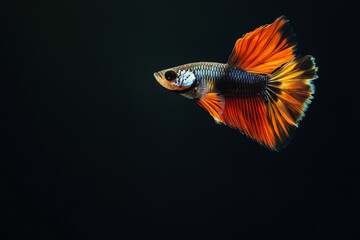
[215,56,317,151]
[265,55,317,149]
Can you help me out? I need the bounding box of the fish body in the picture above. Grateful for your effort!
[154,62,268,99]
[154,16,317,151]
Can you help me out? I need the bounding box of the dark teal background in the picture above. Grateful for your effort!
[1,0,358,239]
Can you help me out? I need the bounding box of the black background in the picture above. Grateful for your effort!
[1,0,359,239]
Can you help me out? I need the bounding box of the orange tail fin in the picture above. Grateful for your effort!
[220,56,317,150]
[265,56,317,148]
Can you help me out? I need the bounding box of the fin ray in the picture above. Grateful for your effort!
[228,16,297,74]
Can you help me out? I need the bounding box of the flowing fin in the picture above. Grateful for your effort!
[217,56,317,151]
[266,55,317,148]
[220,97,278,149]
[228,16,297,74]
[197,92,225,122]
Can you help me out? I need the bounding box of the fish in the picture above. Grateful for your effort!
[154,16,317,151]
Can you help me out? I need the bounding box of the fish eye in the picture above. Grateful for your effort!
[165,70,177,81]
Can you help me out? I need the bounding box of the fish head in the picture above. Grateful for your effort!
[154,66,196,92]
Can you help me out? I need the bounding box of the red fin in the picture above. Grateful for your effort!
[197,92,225,122]
[228,16,297,75]
[218,55,317,151]
[267,55,317,146]
[219,97,279,150]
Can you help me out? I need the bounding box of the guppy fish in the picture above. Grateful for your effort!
[154,16,317,151]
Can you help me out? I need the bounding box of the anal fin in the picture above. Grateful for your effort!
[219,97,280,150]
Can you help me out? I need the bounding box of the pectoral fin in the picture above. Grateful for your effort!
[197,92,225,122]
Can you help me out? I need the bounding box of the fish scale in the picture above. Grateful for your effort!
[185,62,268,98]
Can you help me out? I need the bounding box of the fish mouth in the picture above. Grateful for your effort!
[153,72,161,81]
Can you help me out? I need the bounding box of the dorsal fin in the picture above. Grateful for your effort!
[228,16,297,75]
